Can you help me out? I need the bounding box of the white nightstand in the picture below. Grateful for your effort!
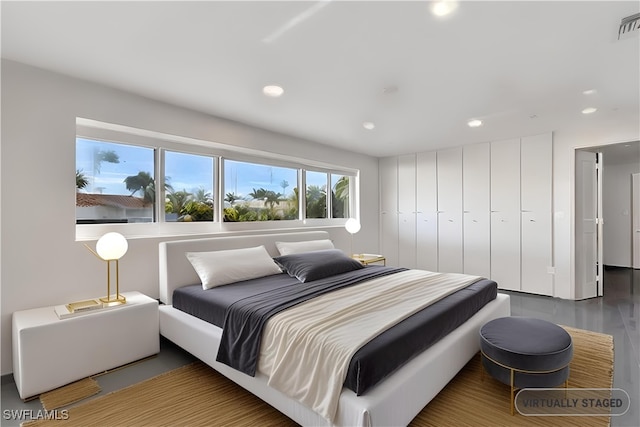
[12,291,159,399]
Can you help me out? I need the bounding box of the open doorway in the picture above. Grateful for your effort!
[576,141,640,299]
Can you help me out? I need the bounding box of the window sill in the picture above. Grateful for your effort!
[75,219,349,242]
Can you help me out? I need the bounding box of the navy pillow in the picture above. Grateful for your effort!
[274,249,364,283]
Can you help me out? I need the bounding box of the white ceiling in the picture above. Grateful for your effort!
[2,1,639,157]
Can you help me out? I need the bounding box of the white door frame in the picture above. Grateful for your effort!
[596,152,604,296]
[633,173,640,269]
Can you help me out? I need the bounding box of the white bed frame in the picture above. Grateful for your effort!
[158,231,510,426]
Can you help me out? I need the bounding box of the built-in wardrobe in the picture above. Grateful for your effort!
[379,133,553,296]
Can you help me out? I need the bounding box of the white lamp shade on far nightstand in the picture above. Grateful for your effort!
[345,218,361,234]
[345,218,361,257]
[96,232,128,260]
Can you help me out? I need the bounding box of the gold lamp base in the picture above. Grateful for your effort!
[100,295,126,306]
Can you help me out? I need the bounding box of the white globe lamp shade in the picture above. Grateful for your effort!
[345,218,361,235]
[96,232,129,260]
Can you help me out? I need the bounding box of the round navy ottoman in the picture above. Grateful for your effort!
[479,317,573,414]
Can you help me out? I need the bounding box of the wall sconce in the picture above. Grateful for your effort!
[345,218,361,256]
[85,232,128,305]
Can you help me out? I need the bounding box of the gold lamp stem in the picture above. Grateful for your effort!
[106,259,111,299]
[115,259,120,299]
[99,259,126,306]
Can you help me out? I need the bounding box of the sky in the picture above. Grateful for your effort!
[76,138,331,200]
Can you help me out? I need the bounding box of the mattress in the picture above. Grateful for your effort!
[173,266,497,395]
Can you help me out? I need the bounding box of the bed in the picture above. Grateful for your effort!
[158,231,511,426]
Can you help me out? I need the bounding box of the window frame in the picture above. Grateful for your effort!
[76,118,359,241]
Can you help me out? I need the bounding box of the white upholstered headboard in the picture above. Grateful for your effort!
[158,231,330,305]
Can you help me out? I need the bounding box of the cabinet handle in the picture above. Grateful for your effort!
[473,220,478,223]
[448,219,454,222]
[530,219,536,222]
[501,219,506,222]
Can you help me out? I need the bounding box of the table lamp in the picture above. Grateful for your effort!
[86,232,128,305]
[345,218,361,256]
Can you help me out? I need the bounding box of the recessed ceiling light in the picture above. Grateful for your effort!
[582,107,597,115]
[431,0,458,17]
[582,89,597,95]
[362,121,376,130]
[467,119,483,128]
[263,85,284,97]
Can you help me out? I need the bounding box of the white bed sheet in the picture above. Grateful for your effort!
[159,293,510,427]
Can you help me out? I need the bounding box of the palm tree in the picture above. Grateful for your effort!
[332,176,350,218]
[264,191,283,210]
[280,180,289,195]
[166,190,192,214]
[93,149,119,174]
[284,187,300,219]
[124,171,156,204]
[124,171,174,205]
[225,192,241,205]
[306,185,327,218]
[76,170,89,191]
[193,188,213,206]
[333,176,349,201]
[248,188,268,201]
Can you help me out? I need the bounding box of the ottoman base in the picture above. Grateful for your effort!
[481,351,570,415]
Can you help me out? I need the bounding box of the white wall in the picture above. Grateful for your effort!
[0,60,380,375]
[603,157,640,267]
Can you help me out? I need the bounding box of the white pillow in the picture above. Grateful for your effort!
[185,245,282,290]
[275,239,335,256]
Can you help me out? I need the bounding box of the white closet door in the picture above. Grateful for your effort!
[491,139,521,212]
[521,133,552,212]
[491,138,521,290]
[463,142,491,278]
[438,212,463,273]
[437,147,463,273]
[437,147,463,212]
[491,211,521,290]
[380,156,399,267]
[416,151,438,271]
[521,211,552,294]
[521,133,553,295]
[398,154,417,268]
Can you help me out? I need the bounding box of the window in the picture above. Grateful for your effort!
[164,151,215,222]
[76,138,156,224]
[305,170,328,219]
[331,173,350,219]
[223,159,298,222]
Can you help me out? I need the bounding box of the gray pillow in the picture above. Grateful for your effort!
[273,249,364,283]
